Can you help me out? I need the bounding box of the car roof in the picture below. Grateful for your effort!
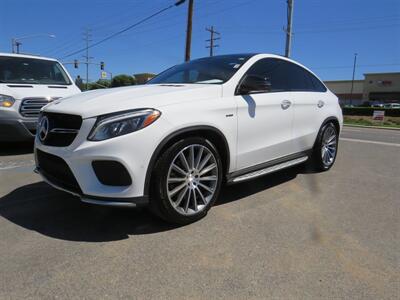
[0,52,58,62]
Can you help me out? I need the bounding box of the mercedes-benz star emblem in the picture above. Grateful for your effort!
[38,116,49,142]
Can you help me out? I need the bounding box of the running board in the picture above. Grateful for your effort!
[231,156,308,183]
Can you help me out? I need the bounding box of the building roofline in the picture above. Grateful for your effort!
[324,80,364,83]
[364,72,400,76]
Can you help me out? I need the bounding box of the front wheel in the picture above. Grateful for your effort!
[149,137,223,224]
[310,122,339,171]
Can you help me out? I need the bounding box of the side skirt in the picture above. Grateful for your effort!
[226,151,311,184]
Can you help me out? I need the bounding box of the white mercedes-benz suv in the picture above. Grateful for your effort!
[34,53,342,224]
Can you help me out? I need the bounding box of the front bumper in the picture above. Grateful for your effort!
[33,115,168,206]
[0,118,37,141]
[34,167,148,207]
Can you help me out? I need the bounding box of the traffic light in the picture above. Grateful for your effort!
[175,0,186,6]
[74,59,78,68]
[100,61,105,70]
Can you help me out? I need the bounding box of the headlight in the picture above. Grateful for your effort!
[88,108,161,141]
[0,95,15,108]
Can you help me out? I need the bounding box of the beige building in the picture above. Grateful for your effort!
[325,72,400,105]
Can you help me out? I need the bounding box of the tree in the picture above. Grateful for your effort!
[88,79,111,90]
[111,74,136,87]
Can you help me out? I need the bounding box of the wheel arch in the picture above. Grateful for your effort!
[143,125,231,197]
[322,116,340,134]
[313,116,340,149]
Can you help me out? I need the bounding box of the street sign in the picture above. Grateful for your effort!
[101,71,107,79]
[372,110,385,121]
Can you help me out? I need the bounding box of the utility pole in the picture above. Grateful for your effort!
[82,28,93,90]
[205,26,220,57]
[184,0,194,62]
[349,53,358,106]
[284,0,294,57]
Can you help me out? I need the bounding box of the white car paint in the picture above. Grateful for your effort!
[34,53,342,205]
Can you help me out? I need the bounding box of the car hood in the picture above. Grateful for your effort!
[0,83,80,100]
[43,84,222,118]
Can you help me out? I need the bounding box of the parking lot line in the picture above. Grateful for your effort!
[341,138,400,147]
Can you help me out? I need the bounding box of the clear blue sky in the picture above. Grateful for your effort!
[1,0,399,82]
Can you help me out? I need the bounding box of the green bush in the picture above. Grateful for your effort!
[342,107,400,117]
[88,79,111,90]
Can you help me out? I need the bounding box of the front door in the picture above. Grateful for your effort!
[234,58,295,170]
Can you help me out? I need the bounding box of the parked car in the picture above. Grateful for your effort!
[0,53,81,142]
[371,103,385,108]
[383,103,400,109]
[34,53,343,224]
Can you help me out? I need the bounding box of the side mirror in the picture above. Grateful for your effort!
[238,74,271,95]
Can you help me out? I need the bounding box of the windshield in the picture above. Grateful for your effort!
[0,56,71,85]
[148,54,254,85]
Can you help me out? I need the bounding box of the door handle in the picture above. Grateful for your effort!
[281,100,292,110]
[317,100,325,108]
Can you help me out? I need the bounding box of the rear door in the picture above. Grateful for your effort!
[234,58,296,170]
[285,63,328,152]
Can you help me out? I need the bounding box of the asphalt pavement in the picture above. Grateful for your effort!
[0,127,399,299]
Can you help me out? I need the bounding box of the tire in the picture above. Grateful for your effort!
[149,137,223,224]
[309,122,339,171]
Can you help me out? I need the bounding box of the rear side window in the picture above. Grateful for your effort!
[285,63,315,91]
[308,73,327,92]
[243,57,326,92]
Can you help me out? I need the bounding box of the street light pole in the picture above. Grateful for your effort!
[350,53,358,106]
[11,34,56,54]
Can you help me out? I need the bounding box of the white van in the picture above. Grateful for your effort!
[0,53,81,141]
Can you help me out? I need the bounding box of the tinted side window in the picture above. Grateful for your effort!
[286,62,327,92]
[308,73,327,92]
[243,58,327,93]
[285,63,315,91]
[244,58,289,92]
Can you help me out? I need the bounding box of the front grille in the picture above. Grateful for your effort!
[19,97,60,118]
[36,149,82,194]
[39,112,82,147]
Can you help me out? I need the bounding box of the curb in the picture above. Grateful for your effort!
[344,124,400,131]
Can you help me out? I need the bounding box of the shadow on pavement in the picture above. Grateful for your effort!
[0,142,34,156]
[0,166,313,242]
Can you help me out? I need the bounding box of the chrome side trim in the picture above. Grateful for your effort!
[232,156,308,183]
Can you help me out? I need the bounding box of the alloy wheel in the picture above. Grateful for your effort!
[166,144,219,216]
[321,126,337,167]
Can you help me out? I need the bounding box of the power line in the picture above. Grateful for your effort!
[205,26,220,57]
[62,1,185,59]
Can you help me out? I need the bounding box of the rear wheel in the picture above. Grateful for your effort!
[149,137,223,224]
[310,122,338,171]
